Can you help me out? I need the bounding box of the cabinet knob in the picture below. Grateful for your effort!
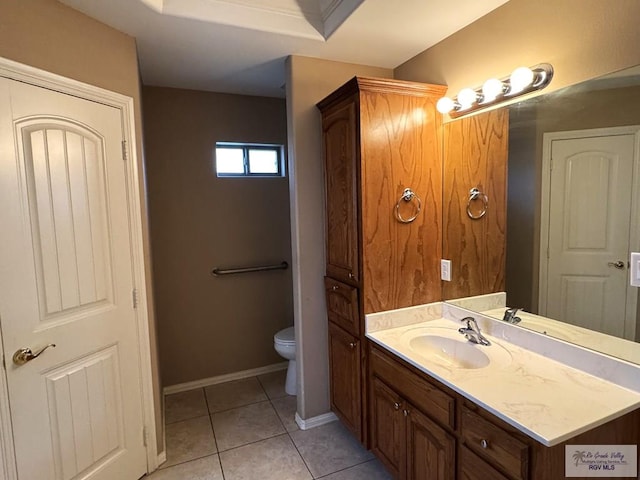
[480,439,489,449]
[331,285,339,291]
[348,342,357,349]
[348,272,355,279]
[403,409,409,417]
[393,402,401,410]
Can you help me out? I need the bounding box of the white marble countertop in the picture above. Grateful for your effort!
[366,311,640,447]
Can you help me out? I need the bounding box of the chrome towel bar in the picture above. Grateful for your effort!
[211,261,288,276]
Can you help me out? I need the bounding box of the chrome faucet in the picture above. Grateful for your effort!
[503,308,521,324]
[458,317,491,346]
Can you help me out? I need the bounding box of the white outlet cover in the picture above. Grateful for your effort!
[631,252,640,287]
[441,259,451,282]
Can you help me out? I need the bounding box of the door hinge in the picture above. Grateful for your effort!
[121,140,128,161]
[142,426,148,447]
[132,288,138,309]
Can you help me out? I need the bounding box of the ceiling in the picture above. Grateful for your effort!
[59,0,509,98]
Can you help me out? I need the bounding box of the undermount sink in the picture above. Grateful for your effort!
[409,335,490,369]
[400,325,512,370]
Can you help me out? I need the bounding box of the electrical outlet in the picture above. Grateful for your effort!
[441,259,451,282]
[631,252,640,287]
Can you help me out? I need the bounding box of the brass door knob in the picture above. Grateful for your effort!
[13,344,56,366]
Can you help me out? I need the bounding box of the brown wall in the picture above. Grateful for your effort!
[0,0,163,454]
[395,0,640,107]
[285,56,392,419]
[143,87,292,387]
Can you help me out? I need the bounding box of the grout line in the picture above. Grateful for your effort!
[203,387,227,479]
[313,459,378,479]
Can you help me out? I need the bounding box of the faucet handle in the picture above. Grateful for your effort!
[460,316,476,328]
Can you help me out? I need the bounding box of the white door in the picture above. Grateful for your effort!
[0,78,147,479]
[542,132,636,338]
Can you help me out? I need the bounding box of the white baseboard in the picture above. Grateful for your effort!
[163,362,289,395]
[295,411,338,430]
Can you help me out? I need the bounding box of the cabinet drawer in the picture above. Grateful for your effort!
[459,445,511,480]
[461,407,529,480]
[370,346,455,429]
[325,277,360,336]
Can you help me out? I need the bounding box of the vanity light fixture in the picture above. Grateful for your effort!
[437,63,554,118]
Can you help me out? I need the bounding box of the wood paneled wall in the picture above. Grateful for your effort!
[360,84,445,313]
[442,110,509,300]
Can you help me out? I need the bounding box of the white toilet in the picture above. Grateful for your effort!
[274,326,296,395]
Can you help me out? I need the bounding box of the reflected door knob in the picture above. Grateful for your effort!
[13,344,56,365]
[607,261,625,270]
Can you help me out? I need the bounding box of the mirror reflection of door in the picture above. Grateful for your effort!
[539,127,639,340]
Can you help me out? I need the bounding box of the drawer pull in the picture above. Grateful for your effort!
[331,285,339,291]
[348,272,355,279]
[393,402,401,410]
[348,342,357,349]
[480,439,489,449]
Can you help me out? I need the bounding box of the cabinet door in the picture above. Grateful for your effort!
[323,98,359,285]
[370,377,406,479]
[406,405,455,480]
[328,322,362,439]
[459,446,511,480]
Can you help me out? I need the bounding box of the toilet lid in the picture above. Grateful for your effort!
[274,326,295,345]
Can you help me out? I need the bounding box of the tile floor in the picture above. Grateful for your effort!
[145,370,391,480]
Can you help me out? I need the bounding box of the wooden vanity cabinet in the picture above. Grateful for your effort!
[327,322,361,435]
[369,343,529,480]
[369,342,640,480]
[318,77,446,444]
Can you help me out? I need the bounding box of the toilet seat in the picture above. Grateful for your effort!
[274,326,295,345]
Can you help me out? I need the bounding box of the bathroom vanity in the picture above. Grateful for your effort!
[318,72,640,479]
[366,303,640,480]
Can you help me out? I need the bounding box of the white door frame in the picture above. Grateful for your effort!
[539,125,640,339]
[0,57,160,479]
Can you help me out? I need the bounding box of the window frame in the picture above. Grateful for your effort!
[215,142,285,177]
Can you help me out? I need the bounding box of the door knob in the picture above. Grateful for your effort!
[13,344,56,366]
[607,261,625,270]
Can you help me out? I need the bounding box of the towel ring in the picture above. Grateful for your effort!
[395,188,422,223]
[467,187,488,219]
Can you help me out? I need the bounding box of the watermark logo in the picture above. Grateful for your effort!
[566,445,637,477]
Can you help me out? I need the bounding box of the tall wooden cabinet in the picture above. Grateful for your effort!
[318,77,447,443]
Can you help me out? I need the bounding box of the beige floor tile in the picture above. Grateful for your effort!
[290,421,374,478]
[257,369,288,399]
[212,400,286,451]
[146,455,223,480]
[205,377,267,413]
[317,459,392,480]
[271,395,299,432]
[163,415,217,468]
[165,388,208,424]
[219,434,312,480]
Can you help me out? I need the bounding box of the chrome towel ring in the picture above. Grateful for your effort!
[467,187,488,219]
[395,188,422,223]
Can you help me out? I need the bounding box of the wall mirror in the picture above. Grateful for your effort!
[442,64,640,365]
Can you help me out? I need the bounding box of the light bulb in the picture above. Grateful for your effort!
[436,97,455,114]
[482,78,504,102]
[457,88,478,110]
[509,67,535,94]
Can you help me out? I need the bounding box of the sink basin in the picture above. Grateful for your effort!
[400,325,512,370]
[408,335,490,369]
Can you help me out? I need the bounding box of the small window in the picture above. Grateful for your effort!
[215,143,284,177]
